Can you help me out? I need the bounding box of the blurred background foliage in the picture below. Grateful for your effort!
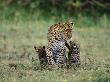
[0,0,110,12]
[0,0,110,15]
[0,0,110,27]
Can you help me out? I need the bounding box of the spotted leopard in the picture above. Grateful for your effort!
[34,46,47,67]
[65,41,80,68]
[47,22,74,69]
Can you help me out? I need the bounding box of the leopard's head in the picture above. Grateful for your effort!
[63,21,74,40]
[69,41,80,49]
[48,21,74,40]
[34,46,46,57]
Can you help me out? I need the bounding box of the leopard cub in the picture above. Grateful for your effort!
[65,41,80,68]
[34,46,48,67]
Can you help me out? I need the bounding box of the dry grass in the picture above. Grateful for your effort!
[0,19,110,82]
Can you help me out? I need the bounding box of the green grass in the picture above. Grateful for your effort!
[0,16,110,82]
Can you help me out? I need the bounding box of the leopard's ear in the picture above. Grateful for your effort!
[43,46,45,49]
[70,21,73,25]
[34,46,38,52]
[34,46,37,50]
[70,21,74,27]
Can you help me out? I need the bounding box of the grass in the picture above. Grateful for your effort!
[0,15,110,82]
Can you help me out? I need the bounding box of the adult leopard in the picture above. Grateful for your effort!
[47,22,74,69]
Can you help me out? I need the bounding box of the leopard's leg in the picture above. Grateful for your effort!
[53,52,59,68]
[57,49,66,68]
[46,47,57,69]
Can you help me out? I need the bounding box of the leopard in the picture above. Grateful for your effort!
[65,40,80,69]
[34,46,48,68]
[46,21,74,69]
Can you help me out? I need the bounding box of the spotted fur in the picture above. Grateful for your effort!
[65,41,80,68]
[34,46,47,67]
[47,22,73,69]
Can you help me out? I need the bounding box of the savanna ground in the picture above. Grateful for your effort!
[0,14,110,82]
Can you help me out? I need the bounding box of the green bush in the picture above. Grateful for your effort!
[0,0,110,14]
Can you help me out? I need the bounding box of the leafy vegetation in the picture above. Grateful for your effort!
[0,0,110,14]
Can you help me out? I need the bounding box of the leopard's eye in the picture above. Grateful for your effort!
[65,29,72,32]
